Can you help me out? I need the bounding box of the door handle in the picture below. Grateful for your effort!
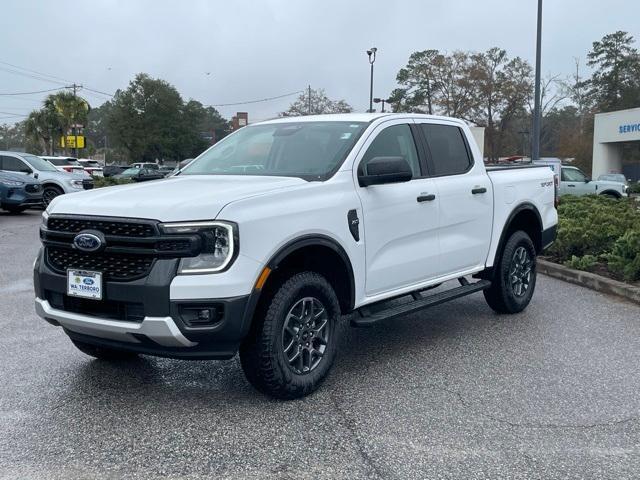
[471,187,487,194]
[417,194,436,202]
[567,184,575,187]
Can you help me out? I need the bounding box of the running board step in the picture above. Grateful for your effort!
[352,279,491,327]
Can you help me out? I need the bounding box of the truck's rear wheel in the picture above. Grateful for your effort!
[71,339,139,360]
[240,271,340,399]
[484,230,537,314]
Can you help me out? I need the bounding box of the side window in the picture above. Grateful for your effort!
[420,124,472,176]
[0,155,28,173]
[361,124,421,177]
[562,168,585,182]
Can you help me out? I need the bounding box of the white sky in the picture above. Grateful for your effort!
[1,0,638,123]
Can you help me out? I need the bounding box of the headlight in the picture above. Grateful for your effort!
[159,220,237,274]
[69,179,84,189]
[42,210,49,228]
[0,178,25,187]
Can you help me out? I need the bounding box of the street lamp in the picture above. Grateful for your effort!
[367,47,377,113]
[532,0,543,160]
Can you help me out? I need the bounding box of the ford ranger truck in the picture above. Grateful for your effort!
[34,113,558,399]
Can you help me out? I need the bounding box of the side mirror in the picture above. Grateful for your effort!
[584,177,591,183]
[358,156,413,187]
[20,168,32,175]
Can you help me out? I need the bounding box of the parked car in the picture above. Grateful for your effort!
[113,167,165,182]
[0,170,43,213]
[560,166,628,198]
[40,156,88,176]
[597,173,629,186]
[158,166,175,176]
[132,162,159,170]
[34,113,557,399]
[102,165,128,177]
[77,159,104,177]
[0,151,93,205]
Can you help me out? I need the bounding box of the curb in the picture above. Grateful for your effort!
[538,259,640,305]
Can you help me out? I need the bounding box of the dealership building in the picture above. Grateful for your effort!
[592,107,640,181]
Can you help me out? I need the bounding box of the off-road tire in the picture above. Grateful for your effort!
[484,230,537,314]
[71,339,139,360]
[240,271,341,399]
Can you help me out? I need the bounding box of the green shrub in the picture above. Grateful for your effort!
[564,255,598,272]
[628,182,640,194]
[548,195,640,263]
[606,230,640,281]
[93,177,132,188]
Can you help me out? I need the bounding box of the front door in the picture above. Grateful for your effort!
[561,167,596,195]
[355,120,441,296]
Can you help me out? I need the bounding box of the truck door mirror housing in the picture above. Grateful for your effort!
[358,156,413,187]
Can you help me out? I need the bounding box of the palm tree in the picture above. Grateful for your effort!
[23,92,90,155]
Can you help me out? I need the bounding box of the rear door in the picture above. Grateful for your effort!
[355,119,441,296]
[415,121,493,276]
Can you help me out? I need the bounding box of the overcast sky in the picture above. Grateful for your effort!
[1,0,638,124]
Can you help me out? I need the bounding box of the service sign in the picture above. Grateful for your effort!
[60,135,86,149]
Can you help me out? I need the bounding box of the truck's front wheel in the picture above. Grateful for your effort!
[484,230,537,314]
[240,271,340,399]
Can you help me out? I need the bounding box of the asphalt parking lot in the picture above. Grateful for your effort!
[1,211,640,479]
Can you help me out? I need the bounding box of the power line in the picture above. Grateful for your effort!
[0,87,63,96]
[208,90,303,107]
[0,66,68,86]
[0,111,29,117]
[0,60,74,84]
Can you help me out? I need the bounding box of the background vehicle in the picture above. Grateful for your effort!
[34,113,557,399]
[41,156,88,176]
[0,170,42,213]
[132,162,159,170]
[102,165,127,177]
[113,167,165,182]
[597,173,629,186]
[0,151,93,205]
[560,165,628,198]
[158,166,175,176]
[77,159,104,177]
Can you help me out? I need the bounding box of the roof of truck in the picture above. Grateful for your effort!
[257,112,466,125]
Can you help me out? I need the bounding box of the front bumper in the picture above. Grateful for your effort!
[33,249,255,359]
[1,185,43,208]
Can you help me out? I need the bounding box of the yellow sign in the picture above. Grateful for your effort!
[60,135,85,149]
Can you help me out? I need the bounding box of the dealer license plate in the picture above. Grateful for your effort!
[67,269,103,300]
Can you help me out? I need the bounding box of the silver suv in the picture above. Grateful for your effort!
[0,151,94,205]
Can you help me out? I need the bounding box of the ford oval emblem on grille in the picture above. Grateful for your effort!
[73,232,103,252]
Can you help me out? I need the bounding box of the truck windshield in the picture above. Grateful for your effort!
[181,121,368,180]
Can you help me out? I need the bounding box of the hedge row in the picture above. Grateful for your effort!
[547,195,640,281]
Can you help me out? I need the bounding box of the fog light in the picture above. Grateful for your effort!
[178,304,223,328]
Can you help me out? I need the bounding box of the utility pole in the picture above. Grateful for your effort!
[308,85,312,115]
[531,0,543,160]
[65,83,83,158]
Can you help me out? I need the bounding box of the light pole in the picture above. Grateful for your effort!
[367,47,377,112]
[532,0,543,160]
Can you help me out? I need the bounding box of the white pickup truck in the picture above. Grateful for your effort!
[34,113,557,399]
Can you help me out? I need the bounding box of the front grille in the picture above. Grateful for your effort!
[82,179,94,190]
[47,217,156,237]
[46,290,144,322]
[47,247,154,280]
[25,184,41,193]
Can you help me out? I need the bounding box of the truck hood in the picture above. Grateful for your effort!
[0,170,40,184]
[48,175,307,221]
